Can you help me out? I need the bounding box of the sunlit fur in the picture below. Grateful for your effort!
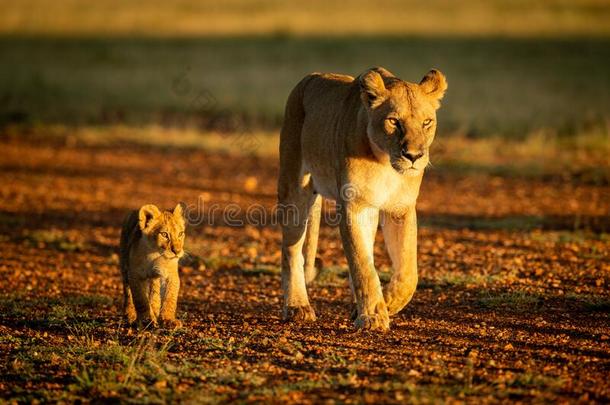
[363,68,446,176]
[278,66,446,331]
[119,203,186,329]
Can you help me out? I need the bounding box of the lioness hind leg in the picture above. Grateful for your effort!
[277,80,317,323]
[381,209,418,316]
[303,194,322,285]
[278,188,318,323]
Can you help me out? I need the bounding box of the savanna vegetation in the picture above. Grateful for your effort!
[0,0,608,402]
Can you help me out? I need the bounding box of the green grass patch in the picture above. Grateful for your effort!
[565,293,610,312]
[202,256,244,271]
[239,266,281,277]
[0,294,113,326]
[24,229,89,252]
[8,327,214,403]
[316,266,350,286]
[420,272,502,290]
[530,231,610,244]
[478,291,543,311]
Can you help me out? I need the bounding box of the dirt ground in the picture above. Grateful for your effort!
[0,134,608,403]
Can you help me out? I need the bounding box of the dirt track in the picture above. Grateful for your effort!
[0,136,608,403]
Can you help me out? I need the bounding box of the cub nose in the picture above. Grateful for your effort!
[401,149,424,163]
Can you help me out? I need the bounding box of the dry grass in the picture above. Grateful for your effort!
[7,124,607,180]
[2,0,610,37]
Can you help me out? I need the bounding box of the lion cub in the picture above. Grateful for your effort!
[119,203,186,329]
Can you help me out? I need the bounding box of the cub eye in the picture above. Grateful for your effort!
[179,231,184,238]
[160,232,169,239]
[423,118,433,127]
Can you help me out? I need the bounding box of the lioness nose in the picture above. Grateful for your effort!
[402,149,424,163]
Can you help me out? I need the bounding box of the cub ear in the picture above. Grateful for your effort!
[173,202,186,221]
[359,69,388,108]
[419,69,447,108]
[138,204,161,232]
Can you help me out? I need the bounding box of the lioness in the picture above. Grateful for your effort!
[278,67,447,330]
[120,203,186,329]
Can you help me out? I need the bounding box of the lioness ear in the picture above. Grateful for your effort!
[138,204,161,232]
[419,69,447,108]
[173,202,186,221]
[359,69,388,108]
[370,66,396,80]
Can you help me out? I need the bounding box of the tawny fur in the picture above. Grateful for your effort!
[278,66,447,331]
[119,203,186,329]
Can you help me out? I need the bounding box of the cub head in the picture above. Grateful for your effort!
[138,203,186,260]
[358,67,447,175]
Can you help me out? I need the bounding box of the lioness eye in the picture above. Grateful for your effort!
[387,117,399,126]
[160,232,169,239]
[423,118,433,127]
[179,231,184,238]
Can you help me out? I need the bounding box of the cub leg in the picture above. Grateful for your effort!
[123,282,137,325]
[159,269,182,329]
[129,277,156,328]
[339,202,388,331]
[149,278,161,319]
[381,208,418,315]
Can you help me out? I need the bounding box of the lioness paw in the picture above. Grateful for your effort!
[353,301,390,331]
[354,313,390,331]
[283,305,317,323]
[384,295,403,316]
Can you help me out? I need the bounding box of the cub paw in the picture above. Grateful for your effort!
[125,312,137,326]
[160,319,183,330]
[136,318,158,331]
[283,305,317,323]
[350,304,358,321]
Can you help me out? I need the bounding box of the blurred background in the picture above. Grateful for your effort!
[0,0,609,173]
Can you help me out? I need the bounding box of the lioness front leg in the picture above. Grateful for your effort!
[382,208,418,315]
[339,203,389,331]
[159,271,182,329]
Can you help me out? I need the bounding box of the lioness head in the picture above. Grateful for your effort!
[359,67,447,175]
[138,203,186,261]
